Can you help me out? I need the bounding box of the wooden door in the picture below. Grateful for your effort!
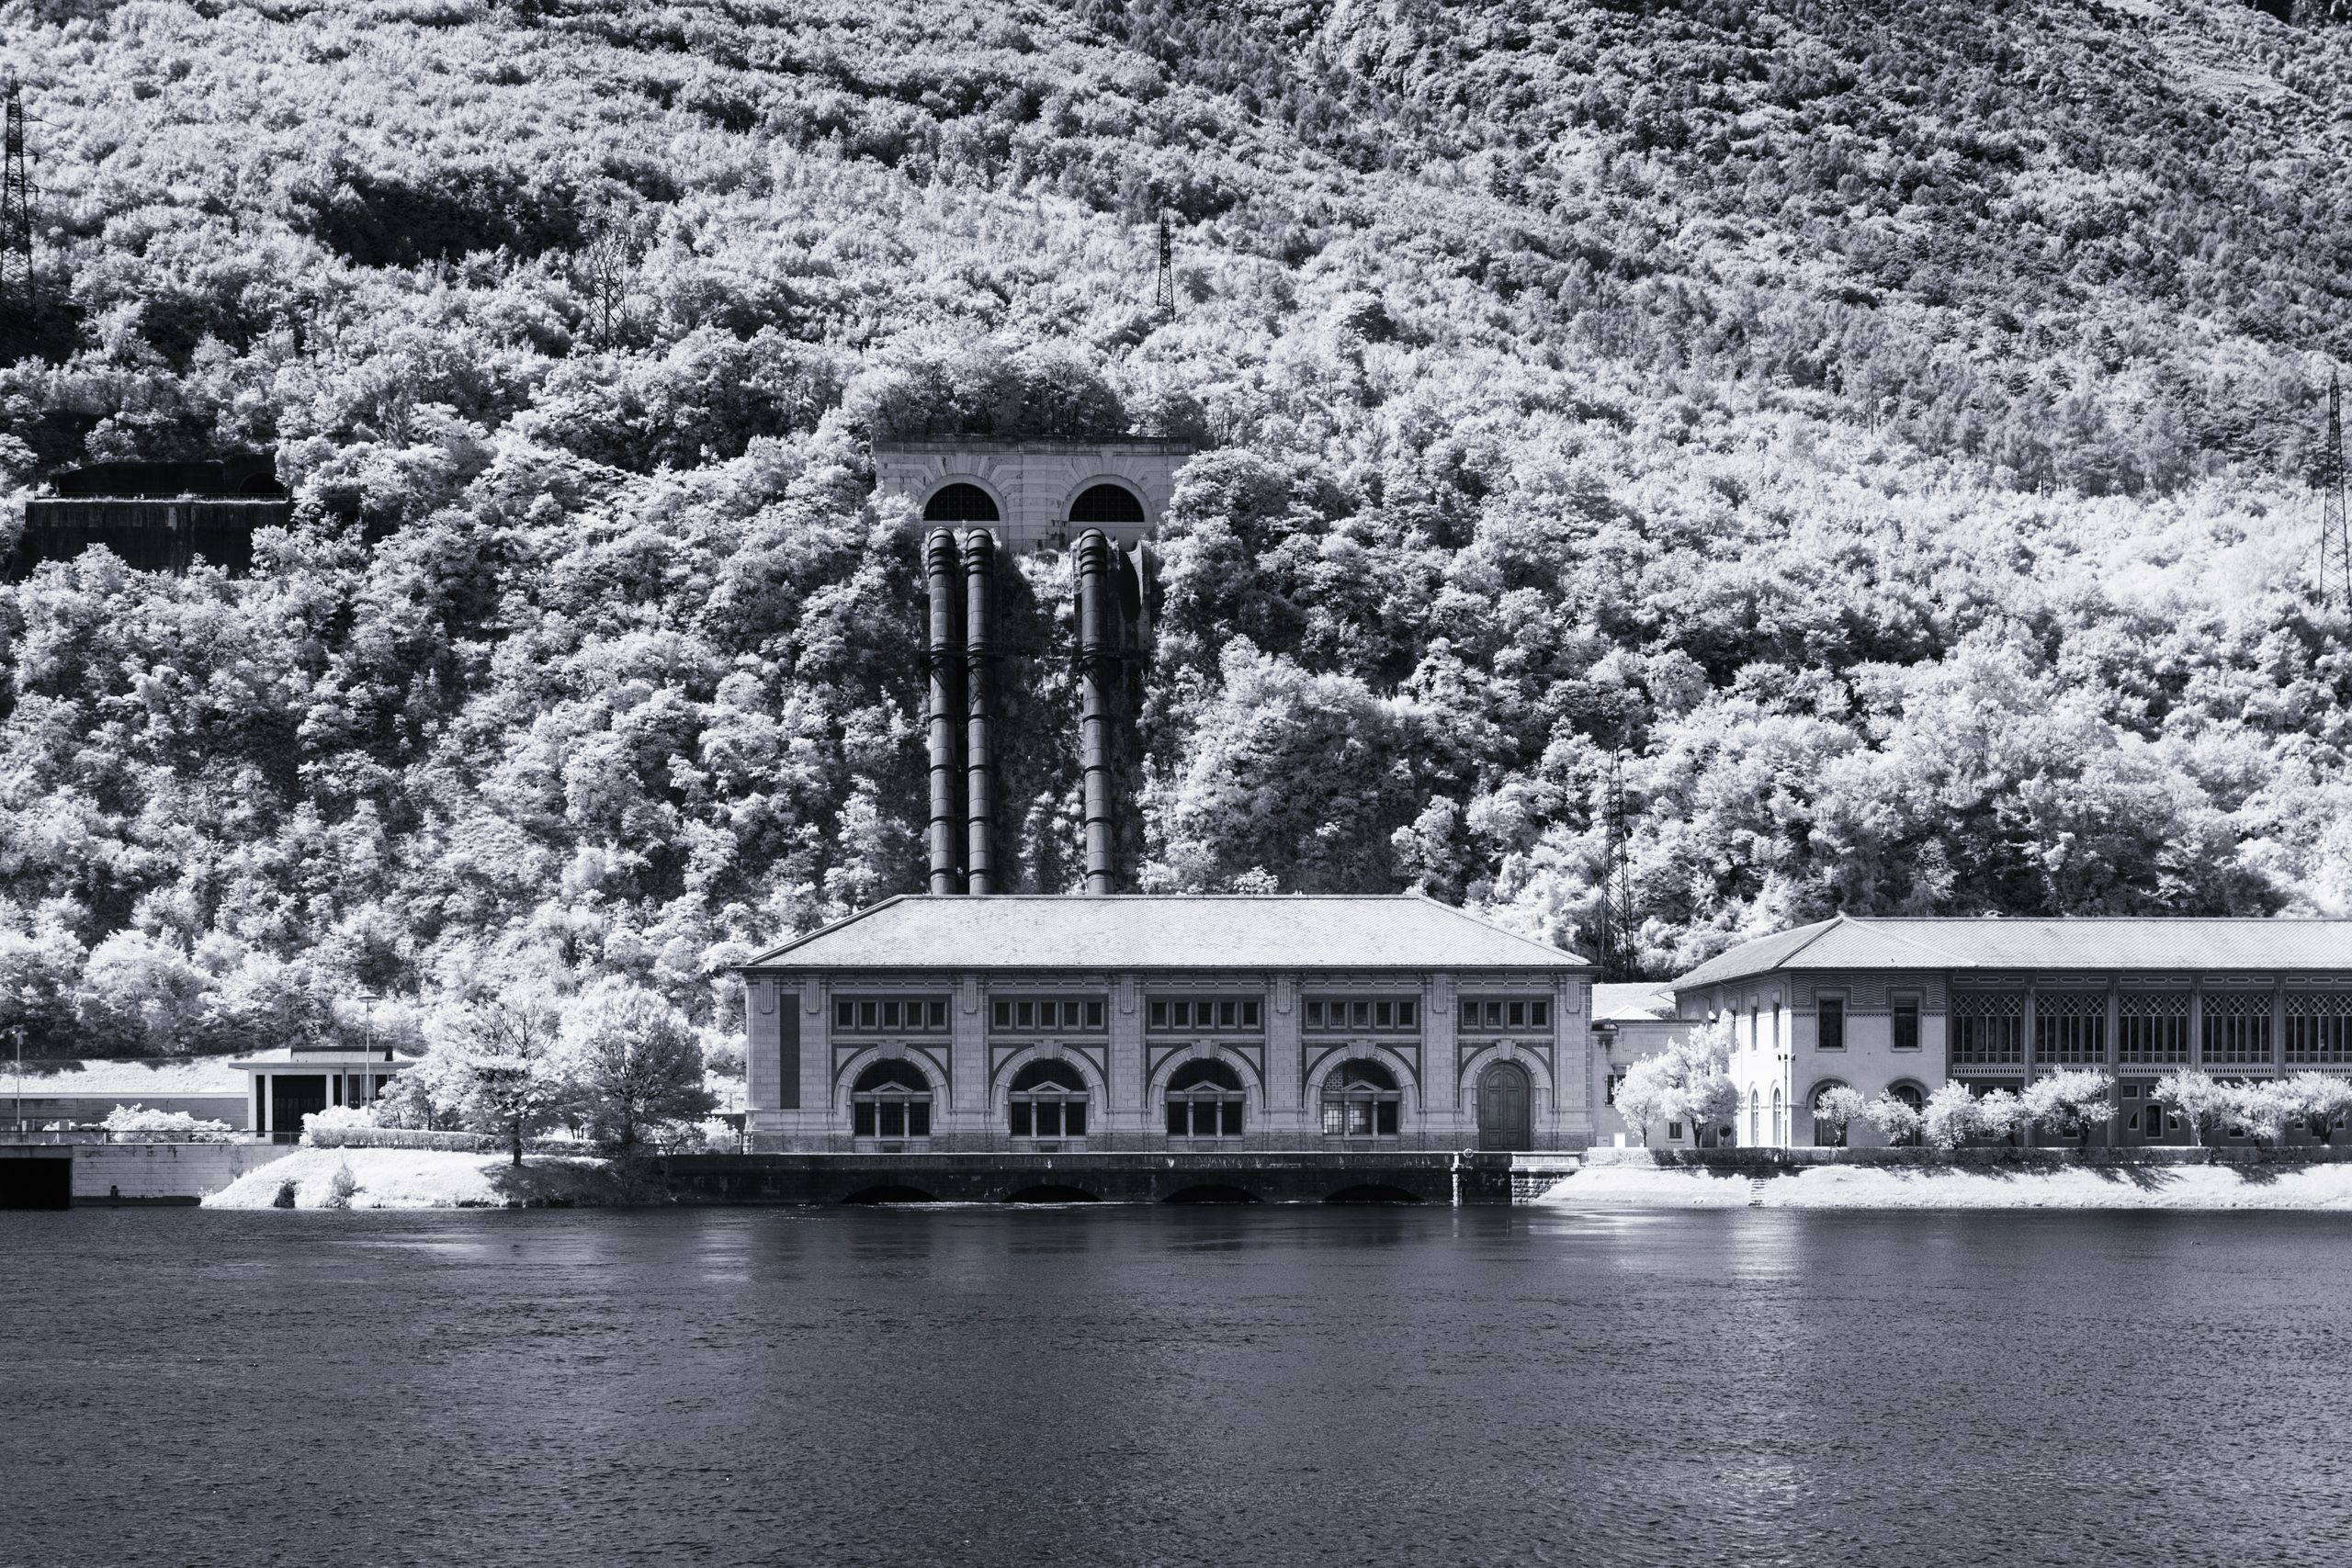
[1477,1061,1532,1151]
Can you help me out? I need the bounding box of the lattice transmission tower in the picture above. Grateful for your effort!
[1599,744,1639,982]
[2320,369,2351,612]
[2,84,31,312]
[1153,212,1174,317]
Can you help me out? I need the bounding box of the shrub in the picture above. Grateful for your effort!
[101,1104,236,1144]
[2020,1070,2116,1143]
[300,1105,379,1144]
[1859,1092,1924,1147]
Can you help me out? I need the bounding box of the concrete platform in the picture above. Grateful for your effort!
[654,1151,1575,1205]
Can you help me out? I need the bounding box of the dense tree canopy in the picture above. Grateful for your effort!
[4,0,2352,1054]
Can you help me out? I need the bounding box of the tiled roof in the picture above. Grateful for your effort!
[6,1058,248,1097]
[744,895,1589,972]
[1674,915,2352,988]
[1592,983,1679,1021]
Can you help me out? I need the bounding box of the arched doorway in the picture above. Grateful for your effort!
[1165,1059,1245,1144]
[1320,1059,1402,1141]
[1008,1060,1088,1145]
[1476,1060,1531,1150]
[1069,483,1145,525]
[850,1059,933,1145]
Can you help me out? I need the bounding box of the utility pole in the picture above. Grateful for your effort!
[2320,369,2351,612]
[1154,212,1174,318]
[2,84,31,314]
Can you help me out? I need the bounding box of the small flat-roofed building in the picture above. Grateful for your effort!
[737,895,1597,1152]
[1668,915,2352,1148]
[227,1044,421,1143]
[5,1058,252,1133]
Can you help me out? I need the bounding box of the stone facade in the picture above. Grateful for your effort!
[739,896,1599,1153]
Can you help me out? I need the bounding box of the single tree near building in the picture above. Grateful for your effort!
[2021,1070,2116,1145]
[1860,1092,1924,1148]
[2281,1073,2352,1144]
[559,979,716,1152]
[2153,1070,2236,1147]
[1613,1019,1736,1147]
[438,997,571,1167]
[1811,1085,1869,1147]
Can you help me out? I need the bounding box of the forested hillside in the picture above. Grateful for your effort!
[4,0,2352,1055]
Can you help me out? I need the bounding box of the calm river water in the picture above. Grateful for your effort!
[6,1204,2351,1567]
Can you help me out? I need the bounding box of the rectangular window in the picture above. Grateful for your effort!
[2202,992,2272,1066]
[1174,999,1193,1030]
[2286,993,2352,1065]
[1241,999,1261,1029]
[928,1000,947,1030]
[1507,1000,1525,1028]
[1351,1000,1370,1028]
[854,1102,876,1136]
[1011,1101,1032,1137]
[1015,1000,1035,1029]
[1376,1100,1397,1135]
[1219,1000,1236,1029]
[2118,993,2189,1065]
[1066,1101,1086,1137]
[1221,1100,1243,1137]
[1667,1122,1684,1141]
[1487,1000,1505,1028]
[1374,1000,1393,1029]
[993,1000,1012,1030]
[2035,991,2106,1065]
[881,1000,900,1030]
[1530,1000,1547,1028]
[1891,992,1920,1052]
[1606,1074,1623,1106]
[1306,1000,1324,1028]
[1166,1100,1186,1137]
[835,999,854,1028]
[858,1000,877,1029]
[1398,999,1418,1029]
[1818,995,1846,1051]
[1086,999,1104,1029]
[1150,999,1169,1029]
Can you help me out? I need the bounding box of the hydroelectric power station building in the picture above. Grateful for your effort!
[739,895,1596,1153]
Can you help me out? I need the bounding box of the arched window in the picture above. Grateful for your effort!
[1811,1082,1850,1148]
[1320,1060,1401,1138]
[1069,483,1145,525]
[1770,1086,1784,1147]
[1166,1059,1244,1140]
[1747,1088,1760,1145]
[851,1060,932,1139]
[1009,1061,1088,1139]
[923,482,1000,522]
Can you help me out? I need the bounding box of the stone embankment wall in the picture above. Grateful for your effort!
[69,1143,294,1202]
[1584,1146,2352,1170]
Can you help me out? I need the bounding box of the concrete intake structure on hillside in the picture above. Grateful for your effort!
[873,438,1190,552]
[10,451,291,580]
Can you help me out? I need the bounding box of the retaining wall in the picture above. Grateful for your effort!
[656,1151,1537,1205]
[1584,1145,2352,1171]
[69,1143,294,1203]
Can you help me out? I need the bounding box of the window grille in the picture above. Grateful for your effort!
[2286,993,2352,1066]
[1165,1060,1245,1139]
[1303,998,1421,1032]
[1146,998,1264,1034]
[1950,992,2023,1065]
[1458,998,1549,1032]
[2034,991,2106,1066]
[989,997,1110,1034]
[2117,993,2189,1065]
[1008,1061,1088,1140]
[2201,992,2272,1066]
[1319,1060,1402,1138]
[836,997,951,1033]
[850,1060,932,1140]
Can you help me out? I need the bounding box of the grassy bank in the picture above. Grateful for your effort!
[1547,1162,2352,1211]
[202,1148,638,1210]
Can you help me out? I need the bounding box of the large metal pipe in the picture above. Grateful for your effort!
[964,527,997,895]
[924,528,965,894]
[1076,527,1118,896]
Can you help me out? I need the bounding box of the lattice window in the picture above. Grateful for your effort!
[2200,991,2273,1066]
[2117,993,2189,1065]
[1950,992,2023,1066]
[2034,991,2107,1066]
[2285,993,2352,1066]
